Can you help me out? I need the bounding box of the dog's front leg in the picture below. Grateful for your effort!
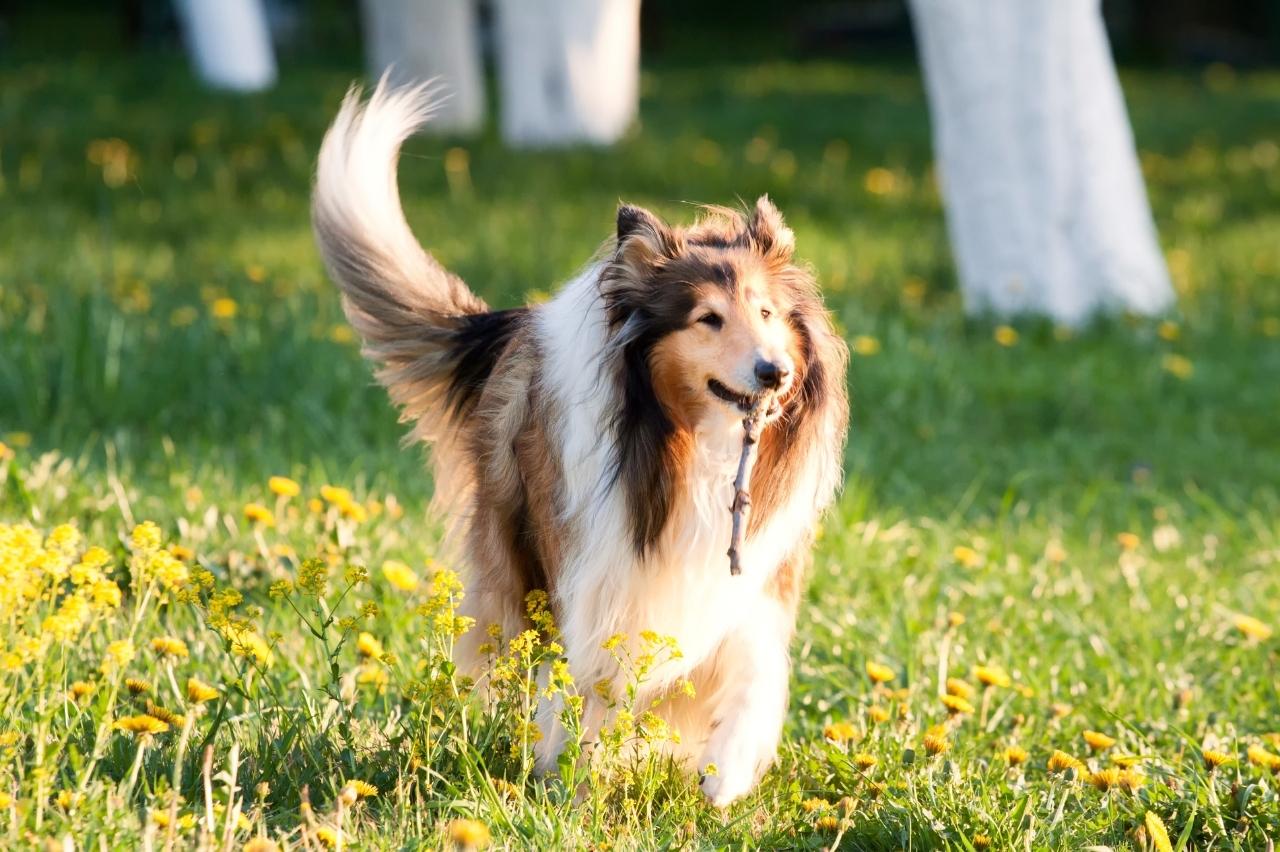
[697,598,792,808]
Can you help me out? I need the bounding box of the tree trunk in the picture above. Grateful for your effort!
[173,0,277,92]
[908,0,1174,325]
[493,0,642,147]
[359,0,486,133]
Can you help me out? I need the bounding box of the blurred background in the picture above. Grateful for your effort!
[0,0,1277,527]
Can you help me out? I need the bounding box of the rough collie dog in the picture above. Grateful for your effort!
[313,83,848,806]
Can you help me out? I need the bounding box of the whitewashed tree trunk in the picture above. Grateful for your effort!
[493,0,641,147]
[359,0,486,133]
[174,0,277,92]
[908,0,1174,325]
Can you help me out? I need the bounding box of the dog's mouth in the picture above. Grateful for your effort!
[707,379,782,418]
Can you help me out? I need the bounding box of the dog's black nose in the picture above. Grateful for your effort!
[754,359,789,389]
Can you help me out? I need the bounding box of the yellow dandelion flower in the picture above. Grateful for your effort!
[1161,353,1193,379]
[974,665,1011,688]
[972,835,991,850]
[1247,744,1280,771]
[151,636,189,658]
[268,476,301,498]
[114,714,169,737]
[0,792,11,809]
[125,678,152,695]
[187,677,220,704]
[70,681,95,701]
[993,325,1019,347]
[0,442,11,460]
[313,826,341,848]
[853,752,878,769]
[338,499,368,523]
[447,818,492,849]
[852,335,881,356]
[320,485,352,504]
[224,624,273,666]
[356,632,384,659]
[952,545,982,567]
[347,780,378,799]
[946,678,975,699]
[864,167,896,196]
[865,661,895,684]
[815,815,840,831]
[243,839,281,852]
[1117,769,1145,792]
[1047,750,1085,774]
[942,694,975,716]
[1145,812,1173,852]
[922,730,950,756]
[1110,754,1142,767]
[1050,702,1072,719]
[800,797,828,813]
[381,560,419,592]
[307,498,325,514]
[170,544,195,561]
[1001,745,1029,767]
[947,611,966,628]
[1202,748,1234,770]
[823,721,858,743]
[146,703,186,728]
[243,503,276,527]
[211,297,238,320]
[1157,320,1180,341]
[1234,614,1272,641]
[1083,730,1116,750]
[1089,768,1122,791]
[0,731,20,747]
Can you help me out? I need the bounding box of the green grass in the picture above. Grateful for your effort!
[2,46,1280,850]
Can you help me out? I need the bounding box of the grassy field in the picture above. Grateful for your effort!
[2,43,1280,850]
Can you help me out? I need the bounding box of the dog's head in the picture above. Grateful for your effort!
[603,197,811,431]
[602,197,846,554]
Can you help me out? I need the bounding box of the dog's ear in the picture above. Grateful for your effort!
[616,203,677,266]
[747,195,795,261]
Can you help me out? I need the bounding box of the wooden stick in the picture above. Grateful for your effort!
[727,394,772,575]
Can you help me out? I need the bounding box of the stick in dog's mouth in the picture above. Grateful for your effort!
[727,392,774,575]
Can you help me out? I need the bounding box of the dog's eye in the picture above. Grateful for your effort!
[697,312,724,330]
[760,307,773,320]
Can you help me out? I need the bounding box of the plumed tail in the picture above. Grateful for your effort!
[313,79,490,442]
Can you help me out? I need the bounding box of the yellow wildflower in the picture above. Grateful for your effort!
[867,705,890,724]
[1202,748,1234,770]
[853,752,878,769]
[1083,730,1116,751]
[125,678,152,695]
[307,498,325,514]
[382,560,419,592]
[865,661,895,684]
[1002,745,1029,766]
[1050,702,1072,719]
[243,503,276,527]
[102,639,135,674]
[1234,614,1272,641]
[338,499,368,523]
[70,681,95,701]
[268,476,300,497]
[320,485,352,504]
[1161,353,1193,379]
[1116,531,1141,550]
[187,677,220,704]
[243,839,281,852]
[347,780,378,799]
[152,636,190,658]
[1145,812,1173,852]
[356,632,384,659]
[947,612,966,628]
[942,694,975,716]
[211,297,238,319]
[1247,744,1280,771]
[815,815,840,831]
[114,714,169,737]
[972,835,991,850]
[974,665,1011,688]
[170,544,195,561]
[146,703,186,728]
[822,720,858,743]
[952,545,982,567]
[922,729,950,756]
[800,797,828,813]
[945,678,975,699]
[851,335,881,356]
[131,522,162,551]
[313,826,341,848]
[224,624,273,666]
[993,325,1019,347]
[1047,750,1085,774]
[1157,320,1180,341]
[447,818,492,849]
